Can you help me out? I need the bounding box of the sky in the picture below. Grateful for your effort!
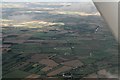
[2,0,118,2]
[2,0,92,2]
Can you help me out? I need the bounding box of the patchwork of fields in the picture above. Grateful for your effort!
[2,2,118,79]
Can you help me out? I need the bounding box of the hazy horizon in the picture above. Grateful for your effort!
[2,0,91,2]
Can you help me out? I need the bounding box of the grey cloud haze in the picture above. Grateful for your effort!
[3,0,91,2]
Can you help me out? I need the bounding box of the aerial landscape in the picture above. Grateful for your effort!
[1,2,118,79]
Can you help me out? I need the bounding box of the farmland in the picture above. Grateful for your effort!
[2,2,118,79]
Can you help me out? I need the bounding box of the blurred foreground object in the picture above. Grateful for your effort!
[93,0,119,42]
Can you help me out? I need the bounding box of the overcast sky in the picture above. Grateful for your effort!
[2,0,118,2]
[2,0,92,2]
